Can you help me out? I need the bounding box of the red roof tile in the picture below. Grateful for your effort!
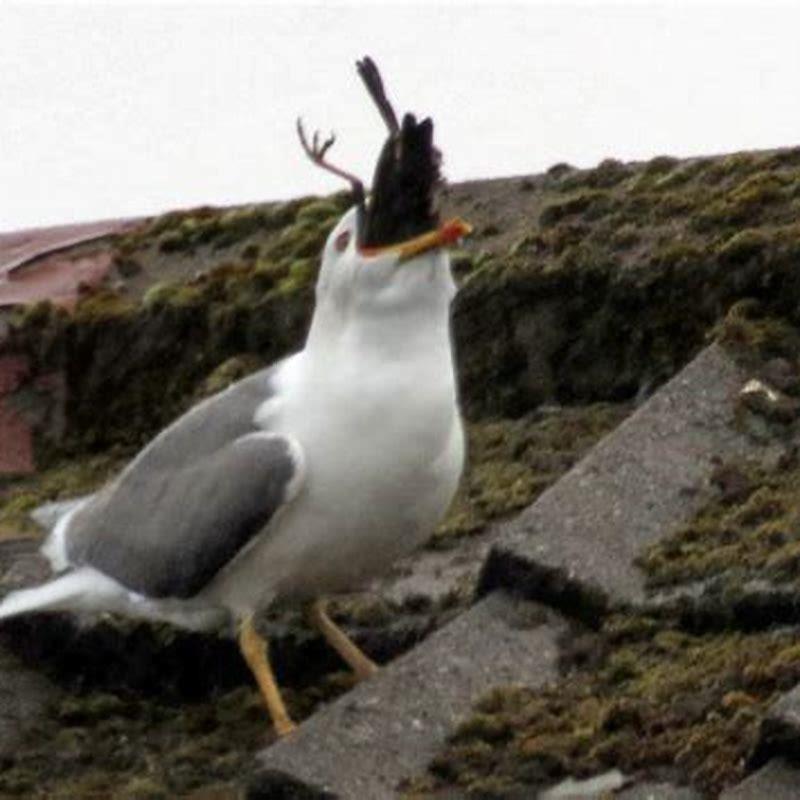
[0,217,139,278]
[0,355,33,474]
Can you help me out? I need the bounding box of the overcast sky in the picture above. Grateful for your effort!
[2,2,800,232]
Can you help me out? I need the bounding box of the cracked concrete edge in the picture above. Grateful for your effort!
[255,592,569,799]
[480,343,752,618]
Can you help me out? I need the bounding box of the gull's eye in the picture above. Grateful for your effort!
[334,230,351,253]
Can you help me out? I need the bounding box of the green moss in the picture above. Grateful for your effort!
[0,450,132,536]
[142,280,204,310]
[695,173,789,231]
[644,155,680,176]
[559,159,631,191]
[265,220,328,262]
[715,302,800,367]
[414,617,800,798]
[759,147,800,170]
[548,223,592,255]
[0,681,343,799]
[295,197,343,225]
[15,147,800,475]
[277,258,318,293]
[638,453,800,589]
[241,242,260,260]
[196,354,265,398]
[649,240,709,270]
[9,299,60,329]
[655,189,712,219]
[141,281,175,308]
[609,223,640,251]
[702,152,760,185]
[117,777,169,800]
[716,229,770,265]
[654,159,712,190]
[0,649,358,800]
[547,162,574,179]
[72,289,137,323]
[117,200,318,257]
[631,157,708,194]
[539,191,612,227]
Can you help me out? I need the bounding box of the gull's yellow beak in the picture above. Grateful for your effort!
[359,218,473,262]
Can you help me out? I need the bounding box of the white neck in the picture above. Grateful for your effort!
[304,255,457,372]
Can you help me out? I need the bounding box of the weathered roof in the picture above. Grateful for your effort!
[0,218,137,276]
[0,218,139,309]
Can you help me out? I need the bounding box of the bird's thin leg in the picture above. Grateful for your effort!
[238,615,297,737]
[306,598,379,682]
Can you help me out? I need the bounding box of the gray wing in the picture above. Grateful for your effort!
[64,359,305,599]
[124,361,283,472]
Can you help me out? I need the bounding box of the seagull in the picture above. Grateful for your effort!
[0,57,470,736]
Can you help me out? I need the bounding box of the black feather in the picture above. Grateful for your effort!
[361,113,442,248]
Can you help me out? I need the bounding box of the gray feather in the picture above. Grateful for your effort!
[64,362,304,599]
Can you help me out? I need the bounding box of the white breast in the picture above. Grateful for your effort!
[205,242,465,615]
[203,341,464,615]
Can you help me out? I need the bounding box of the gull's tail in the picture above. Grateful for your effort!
[0,569,97,620]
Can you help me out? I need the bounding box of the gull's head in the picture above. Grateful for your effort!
[315,204,471,319]
[301,57,471,325]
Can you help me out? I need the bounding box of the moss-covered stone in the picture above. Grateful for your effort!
[539,191,612,227]
[695,173,789,231]
[12,146,800,460]
[432,404,629,546]
[715,301,800,369]
[0,679,349,799]
[638,450,800,590]
[11,145,800,798]
[716,229,770,266]
[644,155,680,176]
[559,159,631,191]
[71,289,138,323]
[412,617,800,798]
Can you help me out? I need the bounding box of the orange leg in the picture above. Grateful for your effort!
[238,615,296,737]
[307,598,379,681]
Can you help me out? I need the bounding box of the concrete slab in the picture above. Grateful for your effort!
[480,344,751,617]
[257,592,568,799]
[720,759,800,799]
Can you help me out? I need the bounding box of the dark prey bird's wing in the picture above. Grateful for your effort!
[63,362,305,599]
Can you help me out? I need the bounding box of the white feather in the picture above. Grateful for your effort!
[40,498,88,572]
[0,567,122,619]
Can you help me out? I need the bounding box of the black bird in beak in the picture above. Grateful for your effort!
[297,56,471,260]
